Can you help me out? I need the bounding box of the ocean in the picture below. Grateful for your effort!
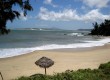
[0,29,110,58]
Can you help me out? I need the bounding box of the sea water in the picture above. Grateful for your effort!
[0,29,110,58]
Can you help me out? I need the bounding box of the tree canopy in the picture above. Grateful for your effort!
[90,19,110,36]
[0,0,33,34]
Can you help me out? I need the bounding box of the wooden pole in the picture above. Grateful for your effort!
[0,72,4,80]
[45,67,46,75]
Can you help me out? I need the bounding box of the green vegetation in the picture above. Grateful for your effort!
[0,0,33,34]
[15,61,110,80]
[90,19,110,36]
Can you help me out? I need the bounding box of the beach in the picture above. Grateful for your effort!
[0,44,110,80]
[1,0,110,79]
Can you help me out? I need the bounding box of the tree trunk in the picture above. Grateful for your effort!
[45,67,46,75]
[0,72,4,80]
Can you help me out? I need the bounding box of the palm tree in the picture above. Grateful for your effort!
[0,0,33,34]
[35,57,54,75]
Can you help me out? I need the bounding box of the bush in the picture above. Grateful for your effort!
[99,61,110,75]
[14,76,31,80]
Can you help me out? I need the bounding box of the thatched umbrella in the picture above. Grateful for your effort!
[35,57,54,75]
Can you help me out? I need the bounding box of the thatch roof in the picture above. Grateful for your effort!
[35,57,54,68]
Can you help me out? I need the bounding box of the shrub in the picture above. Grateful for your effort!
[14,76,31,80]
[99,61,110,75]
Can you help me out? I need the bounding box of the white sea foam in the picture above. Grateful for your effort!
[0,38,110,58]
[67,33,84,36]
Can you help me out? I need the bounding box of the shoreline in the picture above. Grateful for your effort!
[0,43,110,59]
[0,37,110,59]
[0,44,110,80]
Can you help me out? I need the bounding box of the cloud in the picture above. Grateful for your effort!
[82,0,109,8]
[37,7,110,22]
[81,6,86,10]
[19,12,27,21]
[44,0,57,7]
[44,0,52,4]
[81,9,110,21]
[37,7,80,21]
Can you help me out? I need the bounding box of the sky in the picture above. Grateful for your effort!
[7,0,110,30]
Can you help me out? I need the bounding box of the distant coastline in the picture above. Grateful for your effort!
[11,27,64,31]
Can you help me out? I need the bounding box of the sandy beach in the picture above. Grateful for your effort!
[0,44,110,80]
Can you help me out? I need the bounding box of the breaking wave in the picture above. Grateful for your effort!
[0,38,110,58]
